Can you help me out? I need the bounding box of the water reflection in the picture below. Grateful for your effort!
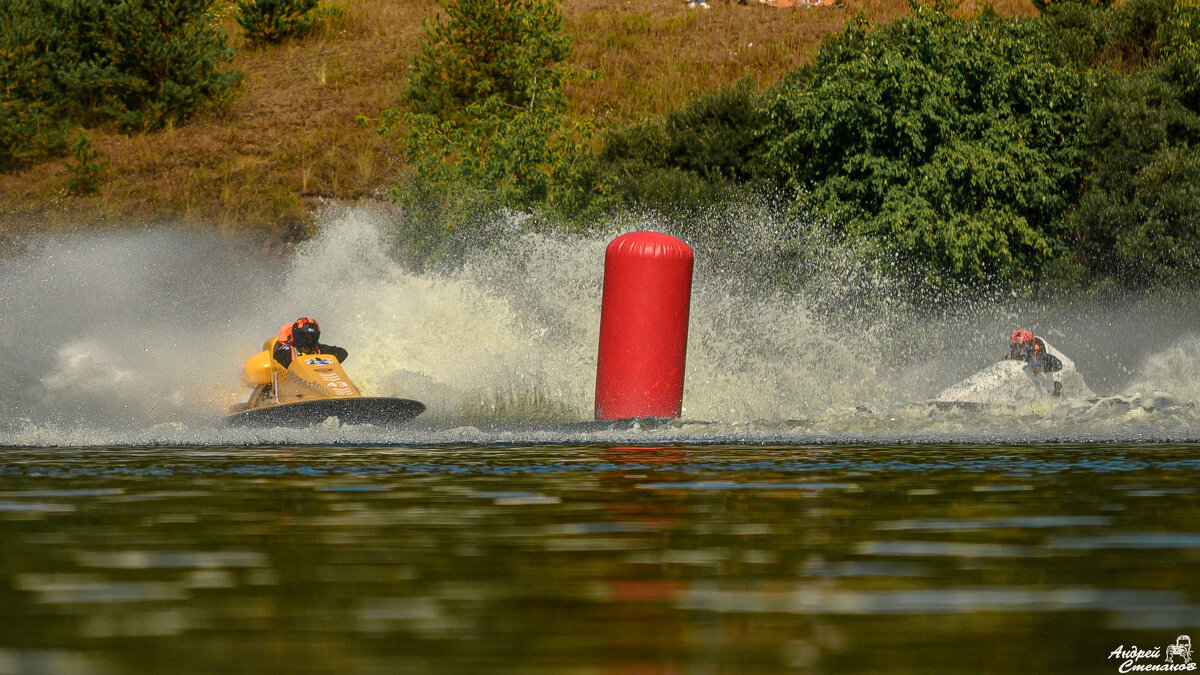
[679,584,1193,614]
[874,515,1113,530]
[0,444,1196,673]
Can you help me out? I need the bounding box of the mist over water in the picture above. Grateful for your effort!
[2,205,1198,446]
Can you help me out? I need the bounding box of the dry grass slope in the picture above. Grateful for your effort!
[0,0,1034,237]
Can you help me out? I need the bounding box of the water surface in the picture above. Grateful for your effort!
[1,443,1197,674]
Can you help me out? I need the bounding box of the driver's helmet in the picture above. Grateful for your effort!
[292,319,321,351]
[279,317,321,351]
[1010,329,1034,345]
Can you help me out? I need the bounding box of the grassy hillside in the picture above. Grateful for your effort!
[0,0,1033,238]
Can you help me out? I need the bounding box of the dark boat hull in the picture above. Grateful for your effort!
[223,397,425,428]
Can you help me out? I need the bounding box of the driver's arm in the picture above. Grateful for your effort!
[320,344,348,363]
[272,342,293,368]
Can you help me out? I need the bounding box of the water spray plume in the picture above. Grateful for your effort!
[1,205,1197,446]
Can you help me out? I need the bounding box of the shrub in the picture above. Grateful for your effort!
[599,78,769,212]
[382,0,600,216]
[1071,145,1200,287]
[1068,66,1200,287]
[1159,0,1200,106]
[54,0,241,130]
[761,6,1091,291]
[1031,0,1114,18]
[237,0,320,44]
[602,79,768,183]
[1090,0,1177,71]
[0,1,69,168]
[65,134,108,196]
[1033,0,1200,288]
[0,98,69,170]
[1,0,239,169]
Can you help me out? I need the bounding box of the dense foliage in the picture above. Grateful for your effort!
[1060,0,1200,288]
[599,79,770,215]
[1029,0,1113,19]
[762,6,1092,289]
[588,0,1200,295]
[0,3,70,169]
[381,0,600,216]
[0,0,238,168]
[236,0,320,44]
[6,0,1188,300]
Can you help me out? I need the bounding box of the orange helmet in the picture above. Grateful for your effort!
[1010,329,1034,345]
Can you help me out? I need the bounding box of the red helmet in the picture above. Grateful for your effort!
[1010,329,1034,345]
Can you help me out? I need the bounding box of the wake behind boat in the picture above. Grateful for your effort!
[224,345,425,428]
[932,340,1094,409]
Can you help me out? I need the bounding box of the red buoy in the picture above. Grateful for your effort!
[595,232,694,420]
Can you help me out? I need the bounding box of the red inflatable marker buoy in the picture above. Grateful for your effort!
[595,232,694,420]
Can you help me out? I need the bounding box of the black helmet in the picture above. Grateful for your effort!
[293,321,320,350]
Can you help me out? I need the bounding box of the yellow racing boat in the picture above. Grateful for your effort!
[224,340,425,428]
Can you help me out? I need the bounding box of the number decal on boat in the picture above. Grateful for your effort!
[315,369,354,396]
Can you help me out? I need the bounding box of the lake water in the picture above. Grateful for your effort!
[2,441,1198,674]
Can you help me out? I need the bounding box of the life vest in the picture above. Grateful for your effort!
[1007,330,1047,364]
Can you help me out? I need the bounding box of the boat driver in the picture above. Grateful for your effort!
[1007,329,1063,395]
[272,317,348,369]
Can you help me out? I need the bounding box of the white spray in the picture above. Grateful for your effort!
[1,205,1197,444]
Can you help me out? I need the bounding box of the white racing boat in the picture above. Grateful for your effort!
[932,341,1094,409]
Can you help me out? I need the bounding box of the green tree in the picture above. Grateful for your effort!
[0,0,69,168]
[1064,0,1200,288]
[761,5,1091,291]
[65,133,108,195]
[237,0,320,44]
[382,0,599,214]
[54,0,240,130]
[1,0,239,169]
[1160,0,1200,106]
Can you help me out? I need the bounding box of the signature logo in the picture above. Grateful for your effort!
[1168,637,1194,665]
[1110,636,1194,672]
[304,357,333,365]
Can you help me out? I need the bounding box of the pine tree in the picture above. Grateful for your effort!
[2,0,239,169]
[236,0,320,44]
[402,0,573,125]
[56,0,241,130]
[382,0,598,212]
[1,0,70,168]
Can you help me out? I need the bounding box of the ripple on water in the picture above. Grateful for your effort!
[1123,487,1196,496]
[1046,533,1200,550]
[80,609,190,639]
[801,558,931,578]
[873,515,1112,531]
[0,500,75,513]
[0,488,123,498]
[855,541,1046,558]
[678,585,1193,615]
[0,649,110,675]
[14,577,187,604]
[75,550,270,569]
[635,481,861,491]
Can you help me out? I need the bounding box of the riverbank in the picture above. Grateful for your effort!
[0,0,1029,238]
